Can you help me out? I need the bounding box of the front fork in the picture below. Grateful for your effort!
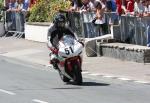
[66,56,82,72]
[58,56,82,80]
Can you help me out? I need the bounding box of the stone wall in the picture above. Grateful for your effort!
[0,22,5,37]
[25,22,50,42]
[97,43,150,63]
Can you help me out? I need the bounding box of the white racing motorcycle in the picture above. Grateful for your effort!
[50,35,84,85]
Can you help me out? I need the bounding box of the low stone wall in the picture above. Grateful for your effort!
[97,43,150,63]
[25,22,51,42]
[0,22,5,37]
[85,34,113,57]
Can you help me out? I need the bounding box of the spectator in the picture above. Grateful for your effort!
[105,0,118,25]
[142,0,150,16]
[116,0,123,15]
[23,0,30,11]
[148,0,150,12]
[126,0,134,13]
[69,0,77,11]
[7,0,16,30]
[14,0,25,32]
[69,0,82,11]
[120,0,134,15]
[30,0,37,7]
[105,0,117,12]
[93,1,107,36]
[121,0,127,13]
[89,0,96,11]
[100,0,107,9]
[7,0,16,11]
[80,0,91,12]
[22,0,30,22]
[134,0,145,17]
[14,0,24,12]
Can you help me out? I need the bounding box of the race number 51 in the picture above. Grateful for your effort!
[65,47,74,55]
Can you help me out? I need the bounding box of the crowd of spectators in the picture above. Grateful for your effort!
[6,0,30,32]
[68,0,150,17]
[66,0,150,36]
[3,0,150,36]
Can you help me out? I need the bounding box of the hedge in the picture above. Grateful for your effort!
[28,0,71,22]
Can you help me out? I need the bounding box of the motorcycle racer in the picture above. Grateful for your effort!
[47,13,78,69]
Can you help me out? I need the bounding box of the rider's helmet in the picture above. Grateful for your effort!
[53,13,66,28]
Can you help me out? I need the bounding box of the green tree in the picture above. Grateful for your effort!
[28,0,71,22]
[0,0,3,9]
[0,0,4,21]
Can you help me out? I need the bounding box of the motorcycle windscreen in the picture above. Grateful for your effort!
[58,35,83,58]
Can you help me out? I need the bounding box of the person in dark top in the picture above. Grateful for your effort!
[69,0,83,11]
[47,13,78,68]
[47,13,76,48]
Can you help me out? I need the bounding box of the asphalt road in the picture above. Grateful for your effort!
[0,56,150,103]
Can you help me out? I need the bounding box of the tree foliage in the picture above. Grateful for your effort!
[28,0,71,22]
[0,0,4,21]
[0,0,3,9]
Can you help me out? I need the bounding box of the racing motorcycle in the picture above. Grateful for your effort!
[49,35,84,85]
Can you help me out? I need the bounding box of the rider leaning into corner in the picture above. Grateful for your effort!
[47,13,82,69]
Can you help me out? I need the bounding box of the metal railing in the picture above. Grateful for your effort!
[65,11,118,38]
[120,16,150,46]
[4,10,25,38]
[65,11,150,46]
[0,9,5,37]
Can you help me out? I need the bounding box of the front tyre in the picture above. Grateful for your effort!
[59,71,70,83]
[73,64,83,85]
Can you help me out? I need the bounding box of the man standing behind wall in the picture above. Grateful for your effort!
[6,0,16,31]
[69,0,83,11]
[23,0,29,11]
[22,0,29,24]
[14,0,24,32]
[14,0,29,32]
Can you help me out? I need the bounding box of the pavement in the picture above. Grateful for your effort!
[1,37,150,84]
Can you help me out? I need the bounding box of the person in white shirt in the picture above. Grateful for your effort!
[80,0,90,12]
[89,0,96,11]
[141,0,150,16]
[134,0,145,16]
[93,1,108,36]
[148,0,150,12]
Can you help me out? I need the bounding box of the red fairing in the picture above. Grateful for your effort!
[66,56,82,72]
[67,62,72,72]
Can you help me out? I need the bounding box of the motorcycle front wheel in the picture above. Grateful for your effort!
[73,63,83,85]
[59,71,70,83]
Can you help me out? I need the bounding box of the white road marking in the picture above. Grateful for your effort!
[82,71,90,74]
[134,81,150,84]
[103,75,115,78]
[118,77,131,81]
[32,99,48,103]
[0,89,16,95]
[89,73,101,76]
[1,49,43,57]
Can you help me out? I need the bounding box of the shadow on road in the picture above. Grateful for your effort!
[52,87,82,89]
[65,81,110,86]
[81,82,110,86]
[52,82,110,90]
